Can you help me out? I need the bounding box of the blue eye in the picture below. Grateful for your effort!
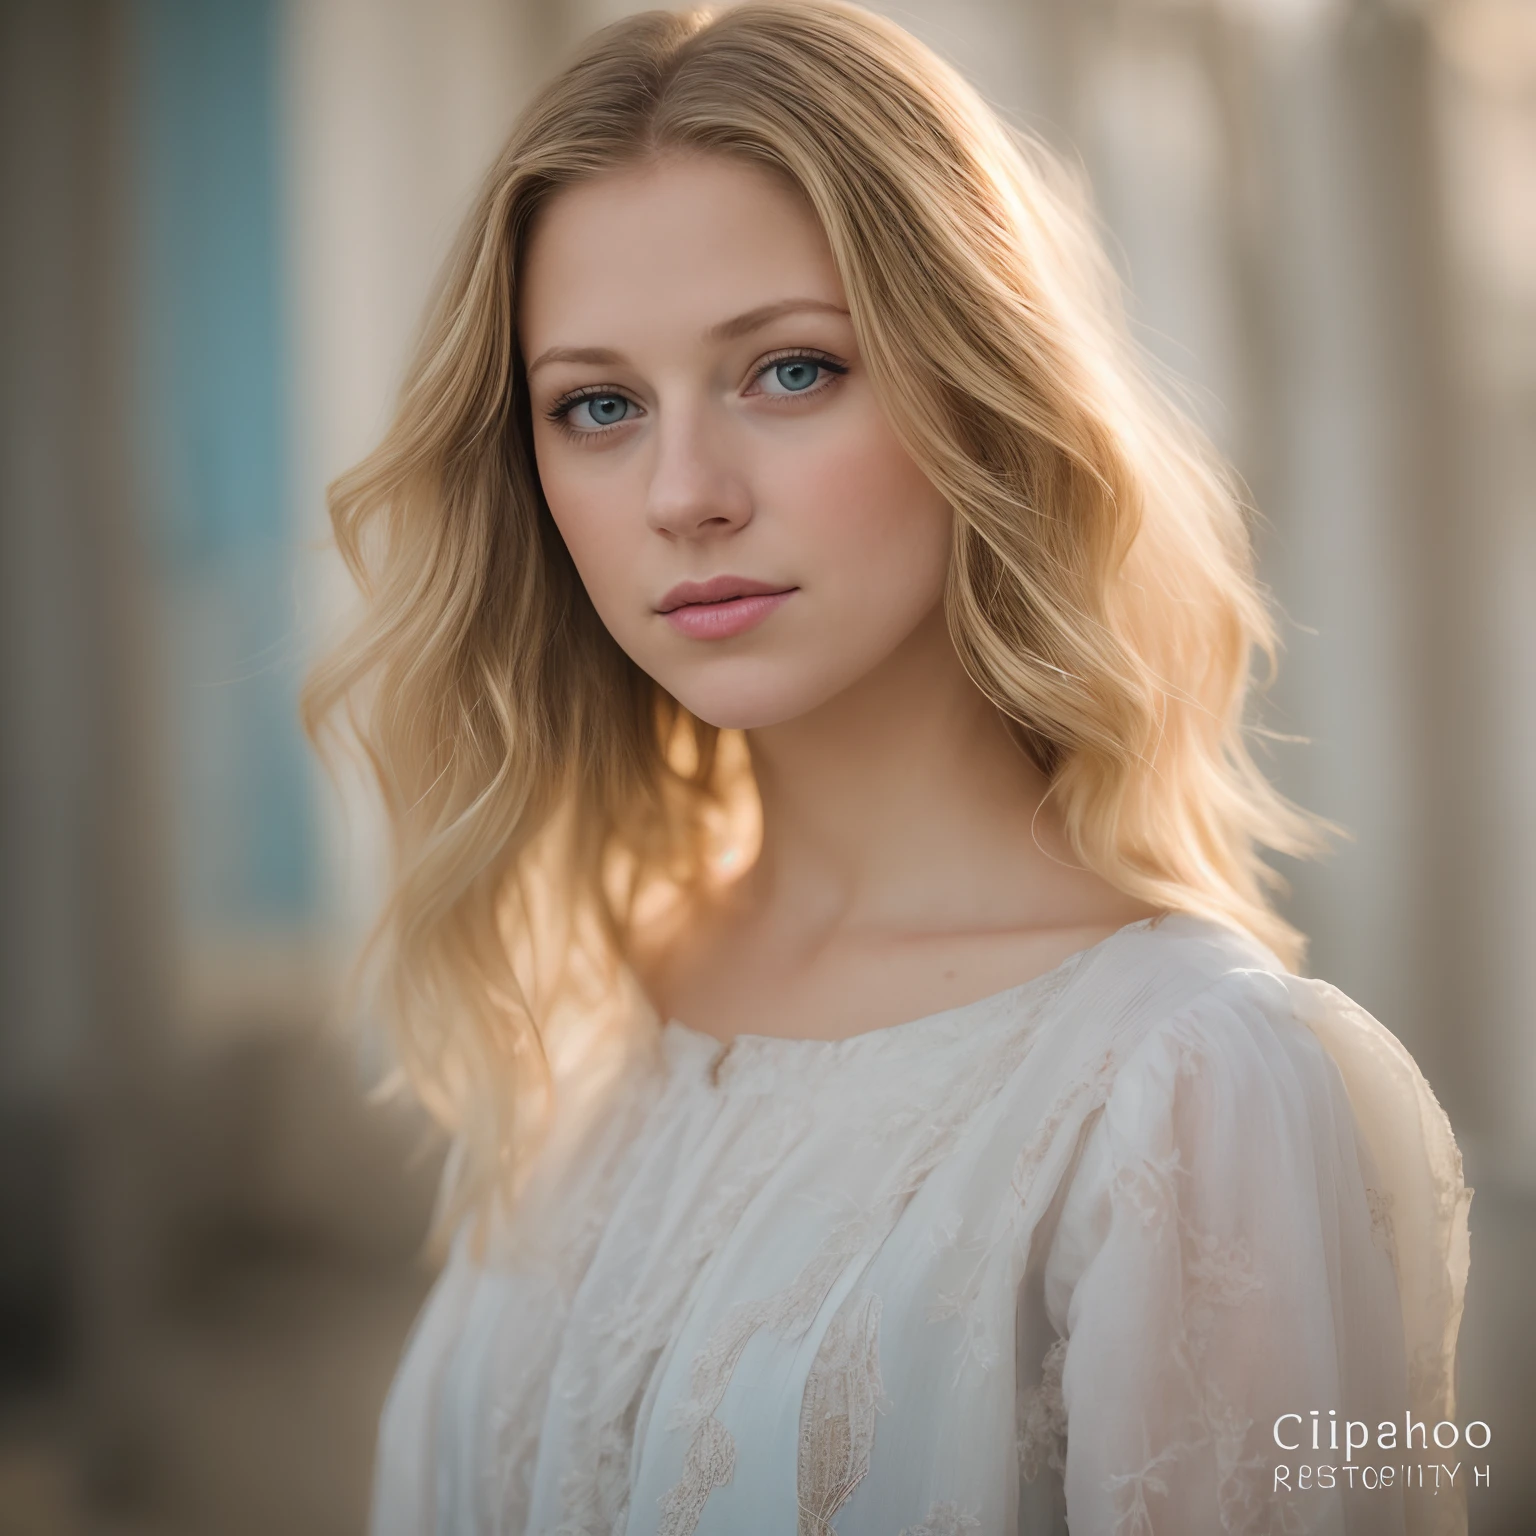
[755,353,846,397]
[569,394,632,428]
[772,360,821,392]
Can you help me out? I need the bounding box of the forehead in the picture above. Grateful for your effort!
[517,153,846,351]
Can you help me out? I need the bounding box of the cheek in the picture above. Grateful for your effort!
[536,453,643,610]
[787,408,952,608]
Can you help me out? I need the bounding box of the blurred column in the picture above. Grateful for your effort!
[137,0,319,1027]
[1429,0,1536,1183]
[0,0,176,1503]
[894,0,1459,1081]
[1211,1,1456,1079]
[283,0,556,988]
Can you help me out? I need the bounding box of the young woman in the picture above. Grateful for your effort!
[303,4,1472,1532]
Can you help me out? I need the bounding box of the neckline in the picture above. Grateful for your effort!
[660,913,1165,1058]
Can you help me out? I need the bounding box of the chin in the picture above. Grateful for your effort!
[663,665,847,733]
[672,690,808,733]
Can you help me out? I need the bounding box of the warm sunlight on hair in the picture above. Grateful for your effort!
[301,0,1325,1232]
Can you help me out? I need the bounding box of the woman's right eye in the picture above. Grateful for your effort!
[554,392,635,432]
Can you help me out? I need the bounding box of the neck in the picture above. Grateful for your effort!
[735,603,1071,937]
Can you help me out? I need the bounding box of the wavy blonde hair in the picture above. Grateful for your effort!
[302,0,1323,1225]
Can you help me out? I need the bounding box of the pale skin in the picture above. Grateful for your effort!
[520,152,1158,1046]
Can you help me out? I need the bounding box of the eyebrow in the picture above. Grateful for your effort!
[707,296,849,341]
[524,298,850,376]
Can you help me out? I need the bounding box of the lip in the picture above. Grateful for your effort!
[656,574,798,641]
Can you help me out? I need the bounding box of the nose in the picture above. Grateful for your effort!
[644,403,752,541]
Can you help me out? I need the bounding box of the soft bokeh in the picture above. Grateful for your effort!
[1,0,1532,1531]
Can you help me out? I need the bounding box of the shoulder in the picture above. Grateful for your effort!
[1077,915,1337,1144]
[993,912,1343,1256]
[1061,909,1319,1076]
[1091,908,1290,1002]
[1047,915,1469,1400]
[1037,917,1382,1330]
[1030,909,1428,1248]
[1088,912,1459,1171]
[992,910,1337,1184]
[1027,928,1471,1536]
[1082,913,1431,1162]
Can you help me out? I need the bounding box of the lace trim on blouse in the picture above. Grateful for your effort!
[1073,1021,1307,1536]
[896,1501,983,1535]
[796,1288,888,1534]
[1017,1333,1068,1483]
[655,964,1081,1536]
[550,1097,818,1534]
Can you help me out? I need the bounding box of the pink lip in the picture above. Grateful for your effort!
[657,575,797,640]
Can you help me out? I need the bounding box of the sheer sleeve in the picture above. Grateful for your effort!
[1030,969,1471,1536]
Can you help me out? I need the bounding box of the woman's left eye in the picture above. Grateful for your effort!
[753,354,845,397]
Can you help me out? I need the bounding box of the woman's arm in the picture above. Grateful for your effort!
[1021,972,1470,1535]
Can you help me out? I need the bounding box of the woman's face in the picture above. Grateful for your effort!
[519,152,954,731]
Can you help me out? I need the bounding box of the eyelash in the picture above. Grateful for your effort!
[543,348,849,438]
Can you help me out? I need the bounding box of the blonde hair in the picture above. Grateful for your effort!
[303,0,1322,1224]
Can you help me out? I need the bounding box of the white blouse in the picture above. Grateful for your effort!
[370,913,1472,1536]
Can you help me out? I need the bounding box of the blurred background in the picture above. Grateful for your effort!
[1,0,1532,1531]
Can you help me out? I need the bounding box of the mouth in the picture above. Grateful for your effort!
[656,574,797,614]
[656,575,798,641]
